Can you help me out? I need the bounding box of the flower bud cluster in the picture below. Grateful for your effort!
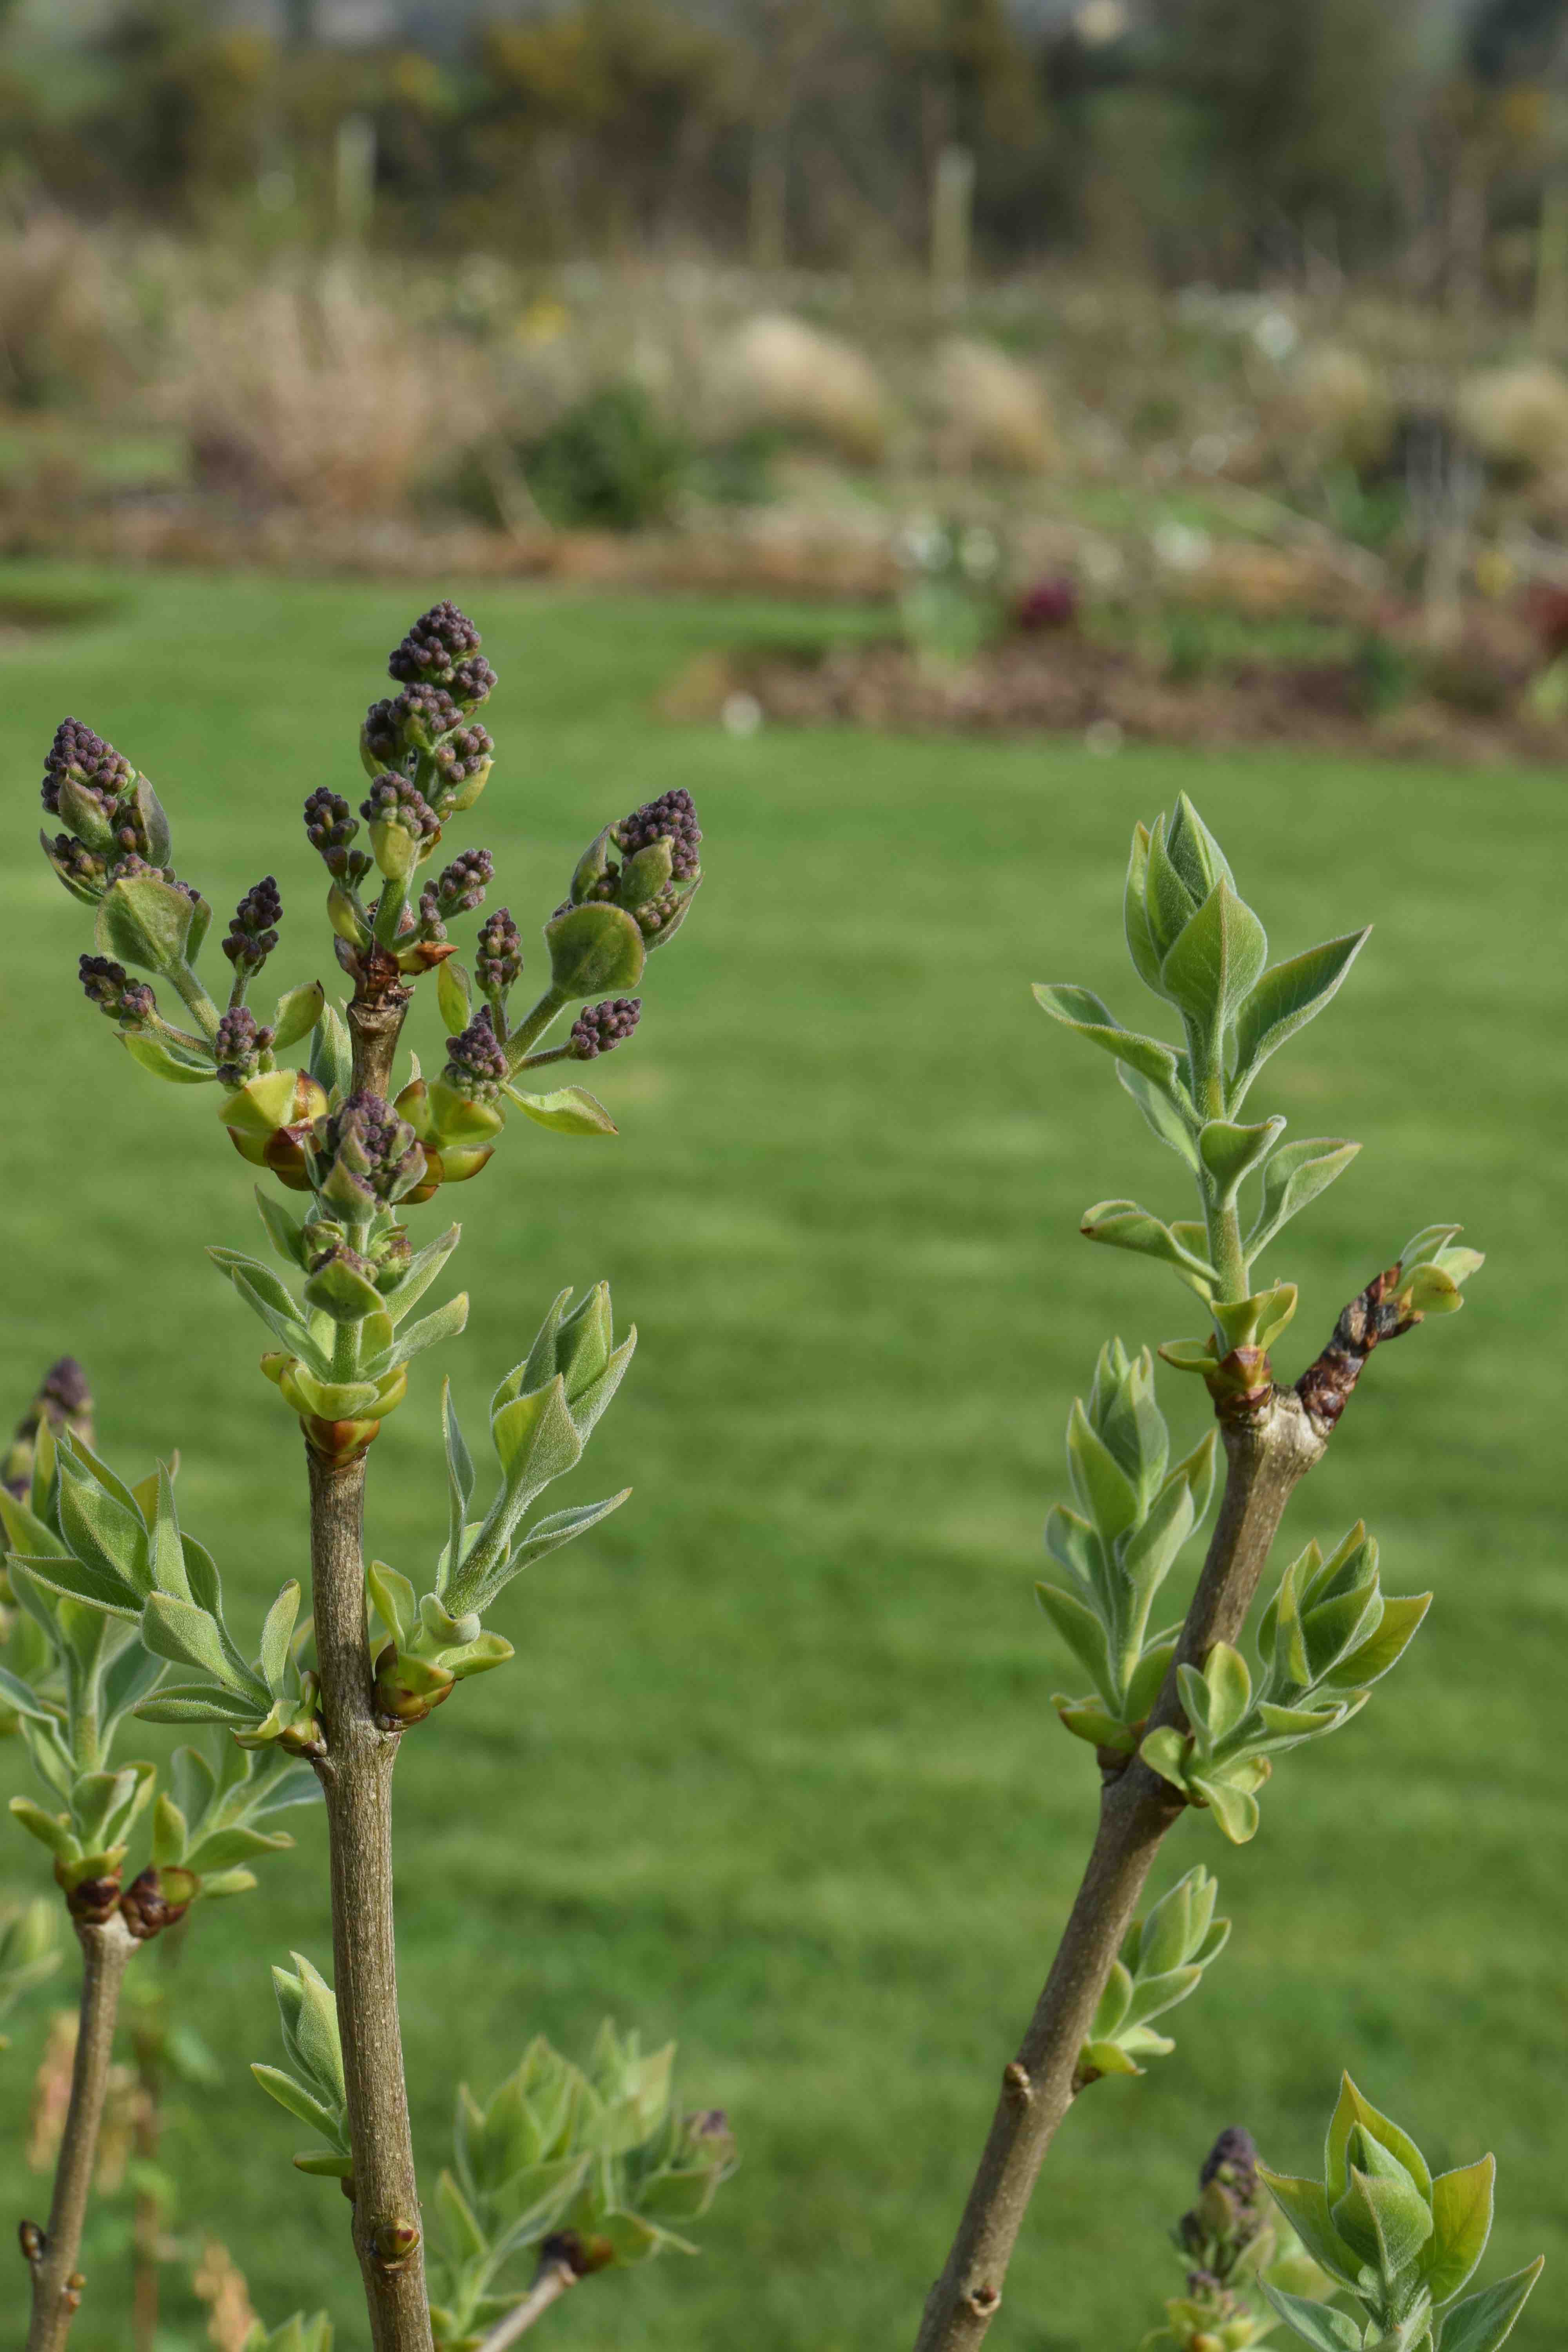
[419,849,493,933]
[443,1010,509,1103]
[222,876,283,979]
[306,1091,427,1215]
[42,719,133,818]
[614,786,702,883]
[361,773,441,846]
[214,1005,276,1086]
[475,906,523,1004]
[387,602,496,706]
[569,997,641,1060]
[302,788,372,886]
[78,954,155,1027]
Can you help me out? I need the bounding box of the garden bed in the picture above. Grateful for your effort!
[661,628,1568,766]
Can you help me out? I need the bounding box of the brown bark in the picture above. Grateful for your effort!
[22,1913,138,2352]
[308,1448,432,2352]
[913,1387,1328,2352]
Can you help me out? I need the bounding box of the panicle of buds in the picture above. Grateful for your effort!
[569,998,641,1060]
[78,954,155,1028]
[614,786,702,882]
[42,719,132,817]
[443,1009,509,1102]
[419,849,493,932]
[214,1005,276,1087]
[222,877,283,978]
[475,906,523,1004]
[429,721,493,793]
[303,788,370,884]
[44,833,109,897]
[1176,2128,1271,2285]
[360,773,441,840]
[306,1091,426,1215]
[387,602,493,701]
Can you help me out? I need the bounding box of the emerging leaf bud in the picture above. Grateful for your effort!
[307,1091,428,1215]
[442,1009,509,1103]
[222,876,283,979]
[360,773,440,880]
[568,996,641,1060]
[78,953,155,1029]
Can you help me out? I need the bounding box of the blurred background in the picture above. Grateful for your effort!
[0,4,1565,2350]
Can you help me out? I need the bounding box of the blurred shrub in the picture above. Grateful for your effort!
[1288,346,1394,470]
[1349,630,1415,717]
[0,217,134,411]
[1457,362,1568,477]
[931,338,1059,475]
[896,514,1007,670]
[714,315,891,465]
[523,381,690,530]
[170,269,488,515]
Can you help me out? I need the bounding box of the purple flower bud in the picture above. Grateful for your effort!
[568,997,641,1060]
[42,718,132,817]
[303,788,367,884]
[363,682,465,765]
[443,1007,509,1102]
[430,721,493,790]
[1198,2128,1258,2194]
[47,832,109,894]
[613,786,701,882]
[476,906,523,1002]
[387,601,486,690]
[222,875,283,974]
[214,1004,276,1085]
[424,848,493,924]
[360,773,440,842]
[448,654,497,706]
[78,953,155,1029]
[307,1090,427,1212]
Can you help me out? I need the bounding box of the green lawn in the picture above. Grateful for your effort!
[0,569,1561,2352]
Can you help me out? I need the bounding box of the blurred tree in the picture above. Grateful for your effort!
[1148,0,1421,270]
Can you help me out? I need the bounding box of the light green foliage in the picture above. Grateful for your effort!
[1038,1338,1215,1754]
[367,1285,635,1724]
[0,1419,316,1899]
[1035,796,1482,1381]
[0,1892,58,2050]
[1140,1528,1428,1844]
[428,2023,737,2350]
[4,1420,321,1757]
[215,1200,466,1444]
[1080,1866,1229,2081]
[1259,2078,1544,2352]
[243,2319,334,2352]
[149,1742,319,1903]
[252,1953,353,2183]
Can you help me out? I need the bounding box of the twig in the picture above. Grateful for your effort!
[912,1269,1428,2352]
[22,1912,138,2352]
[303,979,432,2352]
[475,2252,581,2351]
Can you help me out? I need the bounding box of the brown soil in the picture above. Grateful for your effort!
[660,634,1568,767]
